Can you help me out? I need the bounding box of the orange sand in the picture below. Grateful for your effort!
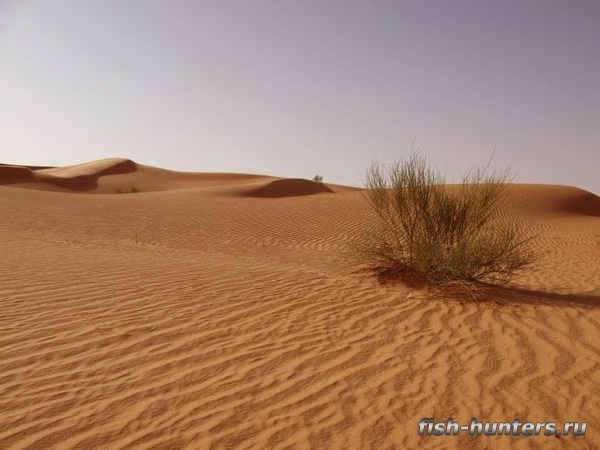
[0,158,598,449]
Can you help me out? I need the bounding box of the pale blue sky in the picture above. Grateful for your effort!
[1,1,599,192]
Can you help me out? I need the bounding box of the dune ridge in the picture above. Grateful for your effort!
[0,158,139,191]
[1,158,331,197]
[499,184,600,217]
[0,159,599,449]
[244,178,335,198]
[0,165,37,184]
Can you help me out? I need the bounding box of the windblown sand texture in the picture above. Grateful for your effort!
[1,158,599,449]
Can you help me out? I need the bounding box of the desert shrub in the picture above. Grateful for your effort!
[352,152,538,287]
[115,186,141,194]
[312,175,324,183]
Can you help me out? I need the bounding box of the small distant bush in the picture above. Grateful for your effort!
[312,175,324,183]
[351,151,538,288]
[115,186,141,194]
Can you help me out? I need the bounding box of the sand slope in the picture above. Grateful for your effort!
[0,158,279,194]
[0,159,599,449]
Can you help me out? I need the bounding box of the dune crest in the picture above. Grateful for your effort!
[0,158,269,193]
[499,184,600,217]
[36,157,138,178]
[244,178,335,198]
[562,188,600,216]
[0,158,138,191]
[34,158,138,191]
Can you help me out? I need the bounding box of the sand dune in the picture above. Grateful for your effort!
[244,178,335,198]
[499,184,600,217]
[0,159,599,449]
[0,165,37,184]
[0,158,137,191]
[0,159,280,194]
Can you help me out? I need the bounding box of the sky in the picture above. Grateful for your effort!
[1,0,599,193]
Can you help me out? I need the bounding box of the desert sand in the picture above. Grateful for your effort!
[0,158,599,449]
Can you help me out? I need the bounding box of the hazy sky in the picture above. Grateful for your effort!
[1,1,599,192]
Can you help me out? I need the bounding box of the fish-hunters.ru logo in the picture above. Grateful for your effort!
[418,418,586,437]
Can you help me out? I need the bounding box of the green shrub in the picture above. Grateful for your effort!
[115,186,141,194]
[352,152,538,287]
